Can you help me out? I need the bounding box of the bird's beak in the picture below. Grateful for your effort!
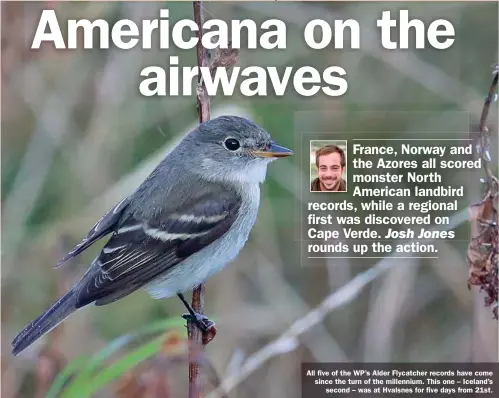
[252,142,293,158]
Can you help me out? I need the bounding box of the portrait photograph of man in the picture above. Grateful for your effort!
[310,141,347,192]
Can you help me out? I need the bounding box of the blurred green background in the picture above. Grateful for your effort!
[1,1,498,397]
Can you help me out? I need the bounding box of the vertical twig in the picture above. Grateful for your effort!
[190,2,210,398]
[189,3,239,395]
[467,65,499,319]
[193,1,211,126]
[477,67,499,188]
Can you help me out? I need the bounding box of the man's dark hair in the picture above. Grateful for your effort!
[315,145,346,168]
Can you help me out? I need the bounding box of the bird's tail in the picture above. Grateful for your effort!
[12,288,79,356]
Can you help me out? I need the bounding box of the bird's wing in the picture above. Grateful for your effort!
[74,188,242,307]
[57,197,132,267]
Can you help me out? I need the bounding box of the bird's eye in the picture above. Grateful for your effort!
[224,138,240,151]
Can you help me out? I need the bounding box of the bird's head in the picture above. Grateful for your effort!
[178,116,293,184]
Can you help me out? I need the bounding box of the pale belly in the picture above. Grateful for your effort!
[145,187,259,299]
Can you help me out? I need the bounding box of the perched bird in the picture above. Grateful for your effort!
[12,115,293,356]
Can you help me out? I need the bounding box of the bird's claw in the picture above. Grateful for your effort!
[182,312,215,333]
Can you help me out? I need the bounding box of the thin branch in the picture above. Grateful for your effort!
[189,2,211,398]
[477,66,499,190]
[189,3,240,396]
[193,1,210,125]
[467,65,499,318]
[209,261,392,397]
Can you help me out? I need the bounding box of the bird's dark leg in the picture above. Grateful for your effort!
[177,293,215,333]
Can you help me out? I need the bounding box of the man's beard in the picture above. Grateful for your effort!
[320,177,339,191]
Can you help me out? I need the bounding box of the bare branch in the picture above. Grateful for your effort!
[467,65,499,318]
[208,261,392,397]
[188,4,241,393]
[189,2,212,397]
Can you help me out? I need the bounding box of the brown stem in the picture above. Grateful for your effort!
[478,70,499,191]
[188,286,206,398]
[478,70,498,133]
[193,0,210,125]
[467,66,499,319]
[189,2,210,398]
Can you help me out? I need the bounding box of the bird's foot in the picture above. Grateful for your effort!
[182,312,215,332]
[182,312,217,344]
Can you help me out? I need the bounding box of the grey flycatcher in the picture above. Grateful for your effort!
[11,115,293,356]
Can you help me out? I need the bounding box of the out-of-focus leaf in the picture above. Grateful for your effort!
[52,318,184,398]
[46,356,88,398]
[61,334,168,398]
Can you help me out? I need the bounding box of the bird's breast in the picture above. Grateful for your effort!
[145,184,260,299]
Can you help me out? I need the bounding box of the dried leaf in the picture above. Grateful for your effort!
[160,330,188,356]
[467,193,498,318]
[205,38,240,76]
[202,324,217,345]
[115,370,145,398]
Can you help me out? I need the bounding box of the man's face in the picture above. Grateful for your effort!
[317,152,344,190]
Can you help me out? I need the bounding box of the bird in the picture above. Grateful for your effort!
[11,115,293,356]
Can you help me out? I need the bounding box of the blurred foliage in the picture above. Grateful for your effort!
[1,1,498,398]
[47,319,185,398]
